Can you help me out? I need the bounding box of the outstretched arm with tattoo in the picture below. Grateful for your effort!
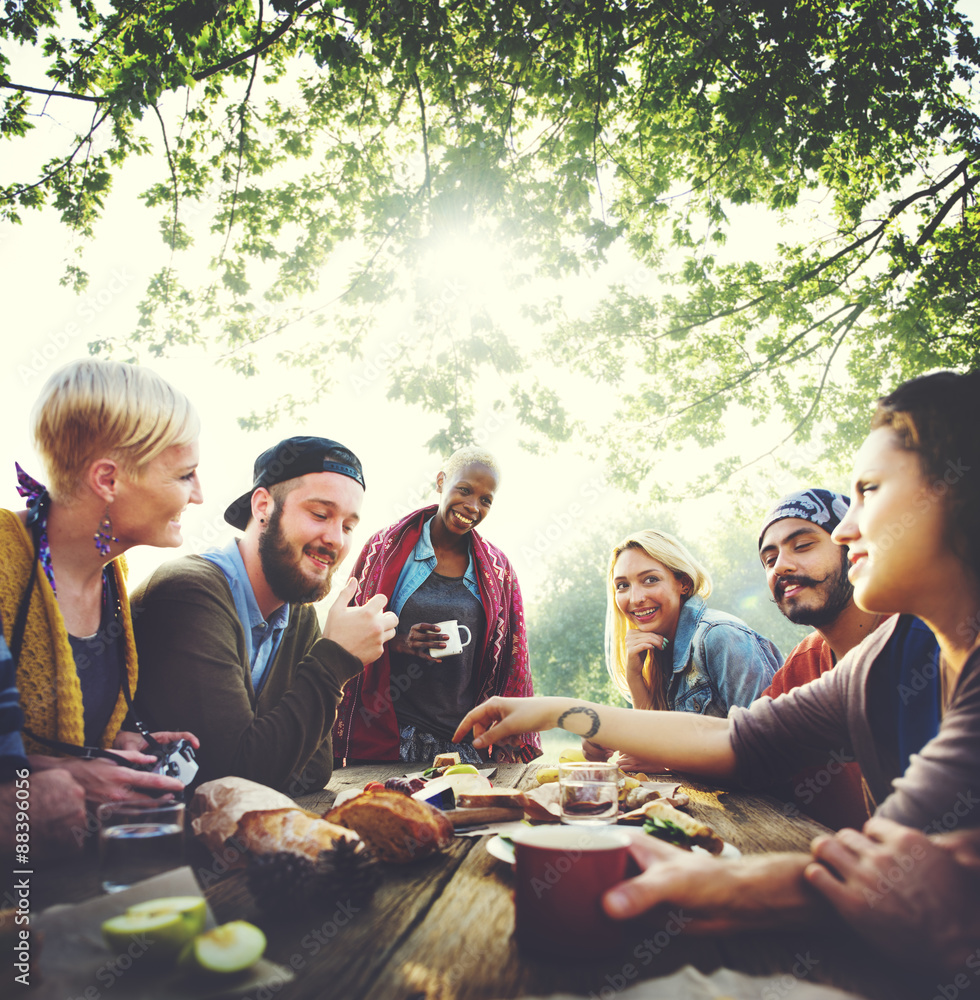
[452,696,736,781]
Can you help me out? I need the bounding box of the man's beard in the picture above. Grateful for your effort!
[776,548,854,628]
[258,505,335,605]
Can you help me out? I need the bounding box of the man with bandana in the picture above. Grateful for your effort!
[131,437,398,794]
[759,488,940,829]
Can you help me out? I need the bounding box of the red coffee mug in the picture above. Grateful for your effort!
[512,826,632,960]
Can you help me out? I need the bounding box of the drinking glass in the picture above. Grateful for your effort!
[98,800,185,893]
[558,761,619,825]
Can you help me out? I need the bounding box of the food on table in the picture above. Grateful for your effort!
[444,763,479,775]
[535,766,560,784]
[191,777,360,867]
[432,752,461,768]
[384,776,427,796]
[246,839,382,913]
[621,785,663,811]
[558,748,587,763]
[456,787,528,809]
[324,788,454,863]
[178,920,266,977]
[236,808,360,861]
[101,896,206,963]
[641,800,724,854]
[364,781,386,791]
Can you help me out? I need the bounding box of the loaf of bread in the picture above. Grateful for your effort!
[191,776,360,866]
[324,789,453,863]
[237,808,360,861]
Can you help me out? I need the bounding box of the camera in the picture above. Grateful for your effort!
[148,738,199,785]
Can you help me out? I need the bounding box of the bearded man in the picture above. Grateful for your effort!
[132,437,397,793]
[758,488,939,829]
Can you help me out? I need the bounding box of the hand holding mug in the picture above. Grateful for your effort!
[394,623,449,661]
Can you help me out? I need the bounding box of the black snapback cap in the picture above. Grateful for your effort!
[223,435,365,531]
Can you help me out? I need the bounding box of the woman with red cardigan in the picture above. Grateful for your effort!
[333,447,541,765]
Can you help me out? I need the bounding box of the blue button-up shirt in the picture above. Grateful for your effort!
[201,539,289,696]
[390,517,481,616]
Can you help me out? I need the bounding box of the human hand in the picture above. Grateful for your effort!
[582,738,613,762]
[605,831,822,933]
[324,577,399,666]
[391,623,448,661]
[32,754,185,804]
[113,730,200,753]
[624,628,667,675]
[452,696,573,749]
[807,816,980,973]
[0,769,86,858]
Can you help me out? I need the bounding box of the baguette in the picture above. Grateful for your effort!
[643,800,724,854]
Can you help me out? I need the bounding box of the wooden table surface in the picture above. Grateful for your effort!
[32,763,936,999]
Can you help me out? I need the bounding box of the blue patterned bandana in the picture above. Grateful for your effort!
[758,488,850,549]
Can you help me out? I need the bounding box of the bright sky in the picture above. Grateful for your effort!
[1,3,977,606]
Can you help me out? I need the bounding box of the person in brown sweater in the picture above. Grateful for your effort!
[132,436,397,795]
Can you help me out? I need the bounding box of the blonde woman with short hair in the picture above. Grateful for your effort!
[1,359,203,802]
[605,529,780,715]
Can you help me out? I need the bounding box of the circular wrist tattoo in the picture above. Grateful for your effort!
[556,706,600,739]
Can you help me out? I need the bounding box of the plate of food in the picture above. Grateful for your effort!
[486,834,516,866]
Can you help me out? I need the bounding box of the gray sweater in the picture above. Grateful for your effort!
[731,614,980,832]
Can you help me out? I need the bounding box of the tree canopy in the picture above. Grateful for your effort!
[3,0,978,489]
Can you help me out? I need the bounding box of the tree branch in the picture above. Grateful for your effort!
[0,81,103,103]
[192,0,323,82]
[412,72,431,203]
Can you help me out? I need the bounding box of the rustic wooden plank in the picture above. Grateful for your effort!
[677,779,830,854]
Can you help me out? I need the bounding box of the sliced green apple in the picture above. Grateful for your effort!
[128,896,207,938]
[102,895,207,964]
[180,921,266,976]
[443,763,479,775]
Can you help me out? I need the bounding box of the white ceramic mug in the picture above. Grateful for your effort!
[429,619,472,659]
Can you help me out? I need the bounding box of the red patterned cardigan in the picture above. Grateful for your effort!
[332,505,542,764]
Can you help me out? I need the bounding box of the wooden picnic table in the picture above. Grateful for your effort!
[31,762,936,999]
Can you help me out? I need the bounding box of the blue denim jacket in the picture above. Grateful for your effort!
[390,517,481,616]
[667,596,780,716]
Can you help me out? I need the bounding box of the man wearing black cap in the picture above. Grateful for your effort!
[131,437,398,794]
[758,488,938,829]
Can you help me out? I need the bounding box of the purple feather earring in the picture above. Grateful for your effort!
[94,504,118,556]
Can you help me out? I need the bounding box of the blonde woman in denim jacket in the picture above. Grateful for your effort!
[604,529,781,717]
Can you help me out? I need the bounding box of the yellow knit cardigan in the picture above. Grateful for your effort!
[0,509,138,755]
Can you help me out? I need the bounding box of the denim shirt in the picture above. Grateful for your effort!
[201,539,289,697]
[667,596,781,716]
[390,518,482,616]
